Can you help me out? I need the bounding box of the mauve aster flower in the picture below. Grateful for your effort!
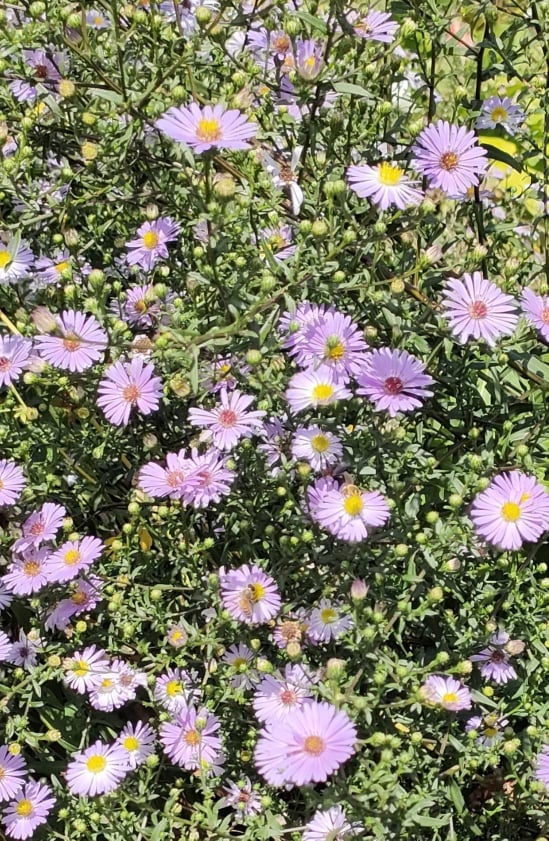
[125,217,180,272]
[253,665,314,722]
[0,236,34,284]
[222,643,259,690]
[308,477,390,542]
[2,548,52,595]
[0,632,13,661]
[188,389,265,451]
[420,674,472,711]
[355,348,434,416]
[138,449,195,499]
[154,667,201,713]
[466,713,508,747]
[295,311,369,379]
[220,778,262,816]
[307,599,354,643]
[303,806,360,841]
[117,721,156,770]
[159,705,222,770]
[9,49,64,103]
[411,121,488,196]
[88,669,129,712]
[0,460,25,506]
[63,645,110,694]
[521,288,549,342]
[476,96,524,135]
[12,502,66,554]
[534,745,549,788]
[273,612,311,650]
[0,746,27,801]
[350,9,398,42]
[8,630,42,669]
[285,366,352,413]
[35,310,108,372]
[45,535,104,583]
[470,471,549,550]
[254,700,357,786]
[0,336,34,387]
[156,103,257,153]
[295,39,324,80]
[183,448,236,507]
[45,575,103,631]
[441,272,519,346]
[347,162,422,210]
[291,426,343,472]
[97,358,163,426]
[259,224,296,262]
[279,302,334,354]
[34,250,72,285]
[111,284,164,327]
[65,741,128,796]
[220,564,281,624]
[86,8,110,28]
[2,780,55,840]
[470,631,519,683]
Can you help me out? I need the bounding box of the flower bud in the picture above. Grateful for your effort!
[350,578,368,601]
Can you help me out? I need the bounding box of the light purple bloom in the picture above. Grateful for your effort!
[253,665,314,722]
[182,448,236,507]
[34,250,73,285]
[254,701,357,786]
[65,741,128,796]
[0,237,34,284]
[117,721,156,770]
[295,39,324,80]
[441,272,519,345]
[470,471,549,550]
[470,631,519,683]
[2,548,52,595]
[188,389,265,451]
[285,366,352,413]
[154,667,201,713]
[258,224,296,262]
[0,336,34,387]
[347,162,422,210]
[0,632,13,661]
[156,103,257,153]
[63,645,110,694]
[521,287,549,342]
[295,311,369,379]
[97,358,163,426]
[0,460,25,506]
[138,449,195,500]
[350,9,398,42]
[220,778,262,816]
[9,49,64,102]
[476,96,524,135]
[258,416,290,476]
[159,705,222,770]
[0,747,26,802]
[308,476,390,542]
[8,630,42,669]
[278,302,334,355]
[307,599,354,643]
[303,806,361,841]
[466,714,508,747]
[12,503,66,553]
[111,284,165,327]
[291,426,342,472]
[420,674,472,711]
[1,780,55,840]
[36,310,108,372]
[45,575,103,631]
[158,0,219,36]
[125,217,180,272]
[220,564,281,624]
[222,643,259,690]
[411,121,488,196]
[355,348,434,416]
[534,745,549,788]
[45,535,103,583]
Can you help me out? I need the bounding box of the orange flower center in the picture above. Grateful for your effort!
[440,151,460,171]
[122,384,140,403]
[23,560,41,576]
[303,735,325,756]
[184,730,200,746]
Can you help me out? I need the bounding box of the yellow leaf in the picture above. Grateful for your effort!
[139,528,152,551]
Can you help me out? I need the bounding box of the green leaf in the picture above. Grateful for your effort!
[293,9,328,33]
[332,81,372,100]
[479,141,522,174]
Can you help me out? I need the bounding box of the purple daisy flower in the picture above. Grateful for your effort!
[411,121,488,196]
[159,705,222,770]
[420,674,472,711]
[441,272,519,345]
[9,49,64,103]
[470,631,519,683]
[8,629,42,669]
[2,548,52,595]
[291,426,343,472]
[0,237,34,284]
[257,416,290,477]
[349,9,398,42]
[88,668,131,712]
[521,288,549,342]
[304,806,361,841]
[220,778,262,816]
[2,780,56,839]
[0,336,34,387]
[307,599,354,643]
[347,162,422,210]
[308,477,390,542]
[295,311,369,379]
[65,741,128,797]
[222,644,259,690]
[97,358,163,426]
[154,667,201,713]
[12,502,66,553]
[44,535,104,583]
[355,348,434,416]
[254,700,357,786]
[36,310,108,372]
[466,713,508,747]
[111,284,164,327]
[125,217,180,272]
[0,632,13,662]
[534,745,549,788]
[253,665,314,722]
[117,721,156,770]
[159,0,219,36]
[138,449,195,500]
[45,575,103,631]
[181,448,235,507]
[258,224,296,262]
[470,471,549,550]
[63,645,110,694]
[278,302,334,354]
[295,39,324,81]
[0,460,25,506]
[285,366,352,413]
[220,564,281,624]
[188,389,265,451]
[34,250,72,286]
[476,96,524,135]
[156,103,257,153]
[0,747,27,801]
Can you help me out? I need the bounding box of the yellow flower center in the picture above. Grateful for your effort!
[501,501,521,522]
[196,118,222,143]
[184,729,200,746]
[0,250,12,268]
[71,590,87,605]
[16,799,33,817]
[311,433,329,453]
[166,680,182,697]
[490,106,508,123]
[378,162,404,186]
[123,736,139,751]
[142,231,159,249]
[64,548,81,566]
[483,727,498,738]
[232,657,246,669]
[170,630,184,643]
[441,692,458,705]
[86,754,107,773]
[303,735,325,756]
[100,678,113,689]
[73,659,90,676]
[304,56,316,68]
[342,488,364,517]
[311,383,334,402]
[320,607,337,624]
[23,560,41,576]
[324,335,345,360]
[268,233,286,252]
[249,583,265,601]
[55,260,70,274]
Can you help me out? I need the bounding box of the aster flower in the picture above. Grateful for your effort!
[295,39,324,80]
[303,806,361,841]
[420,674,472,711]
[88,671,129,712]
[111,659,147,703]
[97,357,163,426]
[253,665,314,722]
[86,9,110,28]
[259,146,304,215]
[291,426,343,472]
[1,780,55,840]
[182,448,236,508]
[159,0,219,37]
[470,631,519,683]
[0,460,25,507]
[273,612,310,650]
[9,49,64,102]
[411,121,488,196]
[35,310,108,372]
[0,632,13,661]
[285,366,352,414]
[111,284,165,327]
[258,416,291,477]
[347,162,422,210]
[254,700,357,786]
[476,97,524,135]
[441,272,519,346]
[349,9,398,42]
[220,778,262,816]
[159,705,222,770]
[521,288,549,342]
[138,449,194,500]
[258,224,296,262]
[355,348,434,416]
[125,217,180,272]
[0,235,34,283]
[222,643,259,690]
[470,471,549,550]
[167,625,188,648]
[0,336,34,387]
[154,667,201,713]
[188,389,265,451]
[0,586,14,611]
[307,599,354,643]
[295,311,369,378]
[63,645,110,694]
[220,564,281,624]
[308,476,390,542]
[278,302,334,354]
[117,721,156,770]
[534,745,549,788]
[0,747,26,802]
[45,575,103,631]
[465,713,508,747]
[156,103,257,153]
[34,250,72,286]
[65,741,128,797]
[8,630,42,669]
[45,535,103,583]
[2,548,52,595]
[12,503,66,554]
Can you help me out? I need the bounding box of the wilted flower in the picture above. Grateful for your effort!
[470,631,519,683]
